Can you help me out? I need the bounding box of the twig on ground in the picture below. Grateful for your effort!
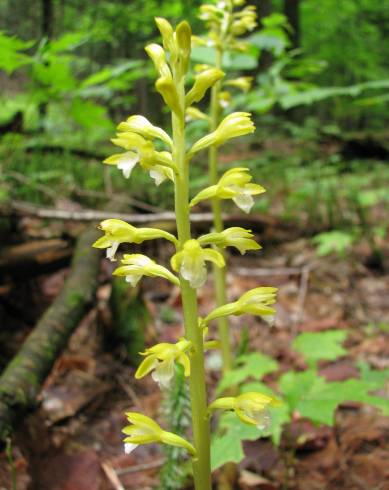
[101,462,126,490]
[116,458,165,476]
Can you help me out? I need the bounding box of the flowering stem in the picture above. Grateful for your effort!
[172,70,212,489]
[209,46,233,372]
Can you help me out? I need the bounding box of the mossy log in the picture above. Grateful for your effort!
[0,225,101,442]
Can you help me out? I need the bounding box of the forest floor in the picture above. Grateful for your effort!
[0,210,388,490]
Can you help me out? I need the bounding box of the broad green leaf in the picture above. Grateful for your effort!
[358,361,389,387]
[279,370,389,426]
[312,231,355,257]
[292,330,348,364]
[0,32,33,74]
[211,412,271,470]
[191,46,257,70]
[70,99,113,130]
[217,353,278,395]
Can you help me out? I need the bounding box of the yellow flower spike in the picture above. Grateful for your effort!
[190,167,266,213]
[135,338,192,388]
[92,219,177,261]
[188,112,255,156]
[145,43,171,78]
[155,76,183,117]
[117,115,173,148]
[225,76,253,93]
[185,107,210,122]
[186,68,225,106]
[113,254,180,287]
[198,227,261,255]
[208,392,281,429]
[204,286,277,324]
[171,239,225,289]
[123,412,196,456]
[155,17,175,52]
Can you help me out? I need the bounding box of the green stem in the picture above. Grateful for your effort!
[209,47,233,372]
[172,72,212,490]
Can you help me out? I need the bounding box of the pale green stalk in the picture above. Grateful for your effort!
[172,66,212,490]
[208,45,233,372]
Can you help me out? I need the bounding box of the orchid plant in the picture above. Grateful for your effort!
[93,11,279,490]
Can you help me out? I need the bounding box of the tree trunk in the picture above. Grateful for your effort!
[0,225,101,442]
[284,0,300,48]
[41,0,53,39]
[251,0,273,76]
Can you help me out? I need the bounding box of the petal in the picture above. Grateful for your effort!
[125,274,142,287]
[233,192,254,213]
[151,359,175,388]
[124,443,138,454]
[135,356,159,379]
[177,353,191,377]
[181,255,207,288]
[202,248,225,269]
[106,241,119,261]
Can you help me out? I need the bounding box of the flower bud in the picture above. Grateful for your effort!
[189,112,255,155]
[155,76,182,117]
[186,68,225,106]
[225,76,253,93]
[185,107,210,122]
[145,43,171,78]
[155,17,174,52]
[171,239,225,288]
[176,20,192,71]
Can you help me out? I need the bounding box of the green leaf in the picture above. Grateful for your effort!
[70,98,113,130]
[211,412,270,470]
[279,369,389,426]
[0,31,33,74]
[191,46,257,70]
[217,353,278,394]
[312,231,355,257]
[292,330,348,364]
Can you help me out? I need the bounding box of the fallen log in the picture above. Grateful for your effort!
[0,239,72,280]
[0,225,101,442]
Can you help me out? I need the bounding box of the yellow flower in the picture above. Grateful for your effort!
[185,107,210,122]
[225,76,253,93]
[117,115,172,148]
[189,112,255,155]
[198,227,261,255]
[123,412,196,455]
[92,219,177,261]
[204,287,277,324]
[208,392,281,428]
[190,167,265,213]
[155,75,182,117]
[113,254,179,287]
[186,68,225,106]
[105,131,175,184]
[135,338,192,388]
[171,239,225,288]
